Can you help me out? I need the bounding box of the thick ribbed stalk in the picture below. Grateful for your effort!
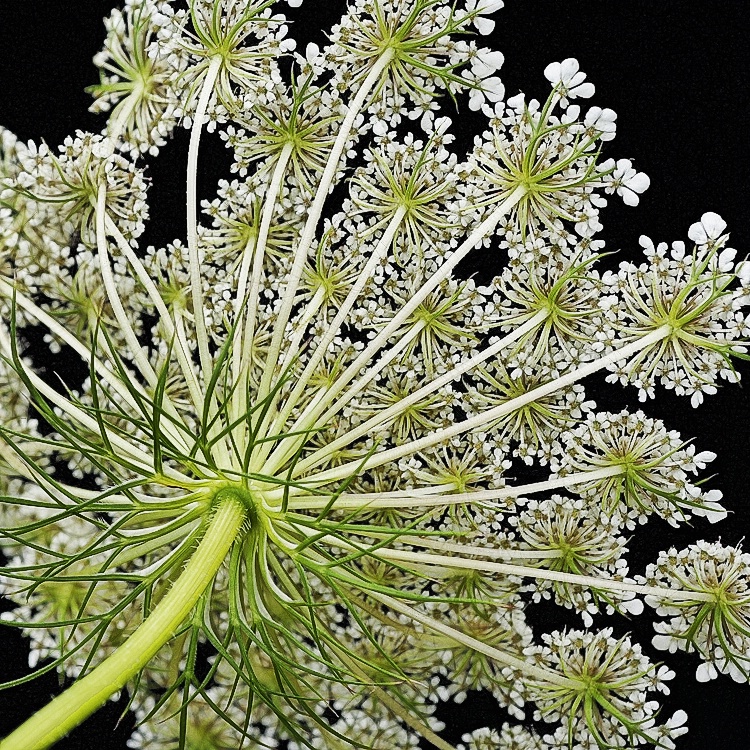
[0,494,246,750]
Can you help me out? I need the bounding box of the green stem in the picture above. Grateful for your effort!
[0,494,246,750]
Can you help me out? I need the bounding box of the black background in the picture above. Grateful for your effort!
[0,2,748,748]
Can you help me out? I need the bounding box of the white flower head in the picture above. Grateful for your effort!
[602,158,650,206]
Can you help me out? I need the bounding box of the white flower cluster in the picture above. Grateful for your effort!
[527,629,688,750]
[510,495,640,625]
[554,409,726,525]
[0,2,748,750]
[459,723,545,750]
[643,541,750,684]
[89,0,179,155]
[604,212,749,405]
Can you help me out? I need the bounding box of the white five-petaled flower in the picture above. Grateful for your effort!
[543,57,595,106]
[688,211,728,245]
[602,157,651,206]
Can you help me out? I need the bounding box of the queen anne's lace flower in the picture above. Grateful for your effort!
[459,723,546,750]
[461,85,644,242]
[543,58,595,107]
[528,629,684,750]
[0,3,747,750]
[14,130,148,247]
[604,215,749,405]
[511,495,639,624]
[600,158,650,206]
[89,0,179,155]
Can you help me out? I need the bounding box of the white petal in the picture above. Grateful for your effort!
[718,247,736,271]
[626,172,650,194]
[652,634,676,652]
[621,598,644,615]
[560,58,580,81]
[695,662,718,682]
[475,16,496,35]
[571,81,595,99]
[468,89,484,111]
[693,450,716,464]
[671,240,686,260]
[544,61,562,84]
[483,76,505,101]
[701,211,727,238]
[619,187,641,206]
[478,0,505,12]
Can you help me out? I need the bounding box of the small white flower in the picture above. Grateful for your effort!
[468,75,505,111]
[543,57,595,105]
[584,105,617,140]
[604,158,650,206]
[688,211,727,244]
[465,0,505,35]
[470,49,504,78]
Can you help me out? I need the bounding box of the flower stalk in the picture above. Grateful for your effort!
[0,490,246,750]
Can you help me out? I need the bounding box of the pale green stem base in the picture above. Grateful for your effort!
[0,494,246,750]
